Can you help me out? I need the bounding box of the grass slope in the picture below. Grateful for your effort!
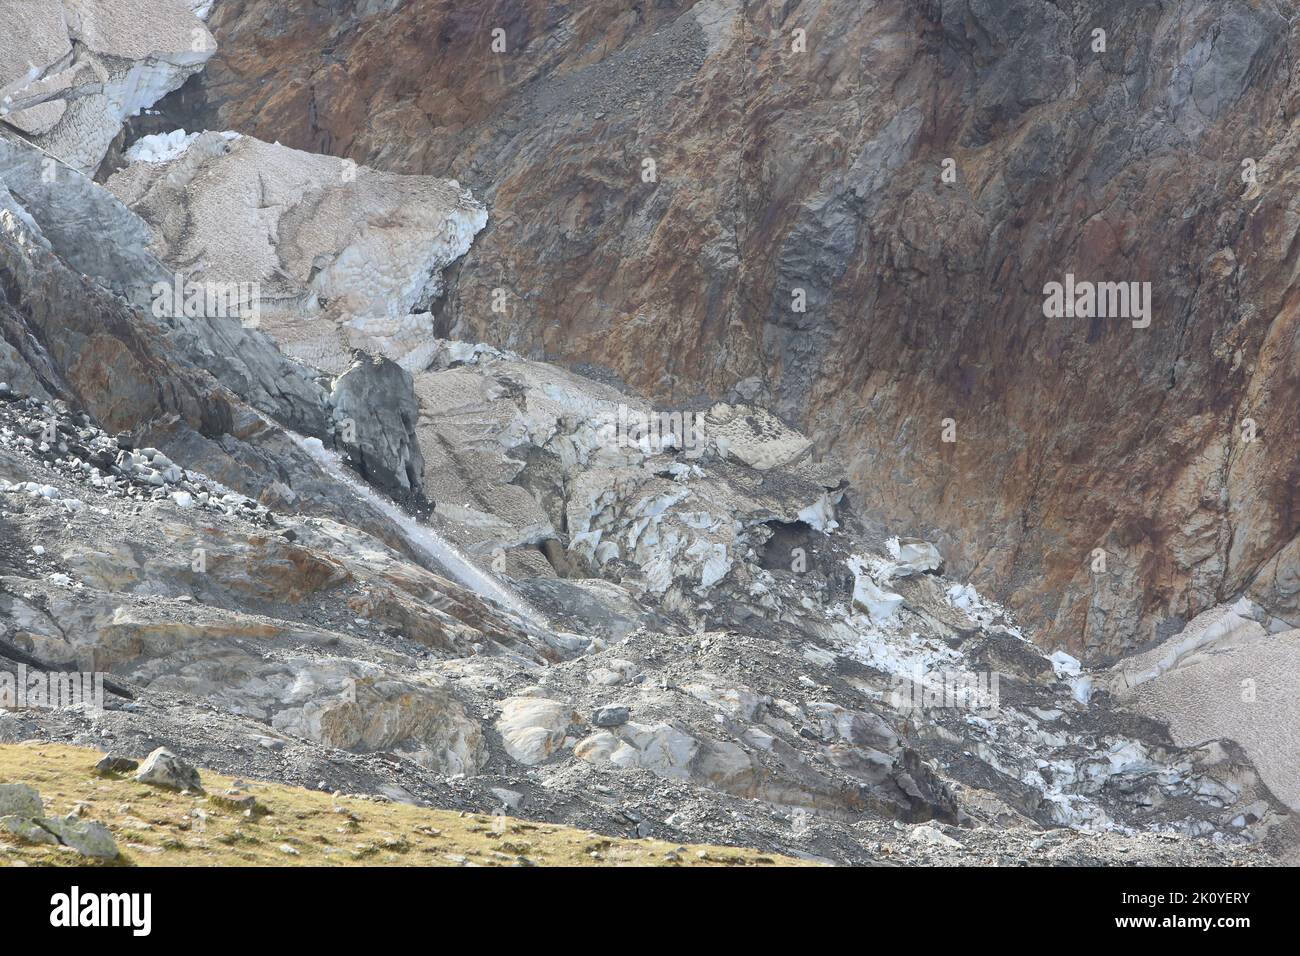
[0,743,812,867]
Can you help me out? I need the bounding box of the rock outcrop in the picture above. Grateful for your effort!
[331,353,427,503]
[0,782,118,858]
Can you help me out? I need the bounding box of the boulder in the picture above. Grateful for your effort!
[0,783,43,818]
[591,705,630,728]
[331,353,427,501]
[135,747,202,791]
[1,815,58,845]
[93,754,139,775]
[40,815,119,860]
[496,697,576,766]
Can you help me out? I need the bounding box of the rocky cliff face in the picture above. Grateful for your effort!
[170,0,1300,661]
[1,0,1298,866]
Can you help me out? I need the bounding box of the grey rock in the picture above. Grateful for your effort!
[0,783,43,819]
[1,815,58,846]
[331,353,427,502]
[0,133,331,440]
[94,754,140,775]
[136,747,202,791]
[208,789,262,815]
[0,132,164,307]
[592,705,630,728]
[41,815,120,860]
[1172,1,1286,128]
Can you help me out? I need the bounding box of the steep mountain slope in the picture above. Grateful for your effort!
[167,0,1300,661]
[0,0,1296,868]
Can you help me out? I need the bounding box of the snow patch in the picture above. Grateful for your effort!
[1049,651,1094,705]
[124,129,239,164]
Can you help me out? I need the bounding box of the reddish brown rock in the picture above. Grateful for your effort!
[169,0,1300,660]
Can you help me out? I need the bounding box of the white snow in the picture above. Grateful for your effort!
[946,582,980,613]
[1049,650,1082,677]
[1049,650,1093,704]
[846,554,903,621]
[124,129,240,164]
[797,493,839,533]
[853,575,903,622]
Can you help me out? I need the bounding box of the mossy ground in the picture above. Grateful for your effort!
[0,743,813,867]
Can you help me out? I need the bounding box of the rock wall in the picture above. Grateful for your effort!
[171,0,1300,659]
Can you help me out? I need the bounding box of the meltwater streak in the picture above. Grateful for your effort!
[292,432,545,627]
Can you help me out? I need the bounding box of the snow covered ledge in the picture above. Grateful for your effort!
[106,131,488,374]
[0,0,215,173]
[1107,598,1277,695]
[1109,599,1300,811]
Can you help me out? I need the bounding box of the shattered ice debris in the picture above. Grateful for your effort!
[1028,740,1188,832]
[124,129,240,164]
[797,492,839,533]
[847,555,902,622]
[125,129,197,163]
[1040,790,1116,831]
[4,480,85,512]
[688,540,730,589]
[9,481,60,499]
[853,575,903,622]
[1048,650,1081,678]
[885,536,943,575]
[828,606,961,684]
[943,580,1022,637]
[1049,650,1094,705]
[985,749,1117,833]
[946,582,981,614]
